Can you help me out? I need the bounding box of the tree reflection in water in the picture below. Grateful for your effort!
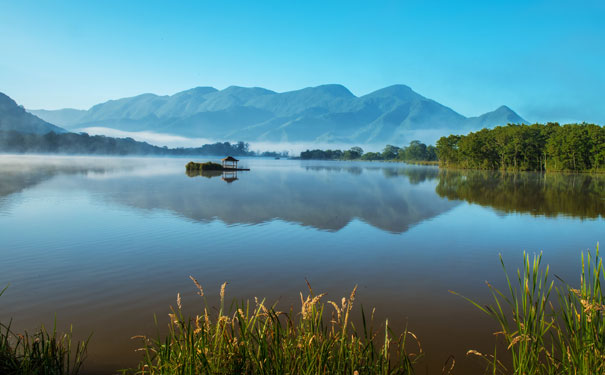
[436,169,605,219]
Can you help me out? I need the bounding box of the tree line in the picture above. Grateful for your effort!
[436,123,605,172]
[300,141,437,161]
[0,131,283,157]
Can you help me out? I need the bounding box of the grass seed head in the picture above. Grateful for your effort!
[189,275,204,297]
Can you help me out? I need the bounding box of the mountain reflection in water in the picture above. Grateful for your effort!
[96,162,453,233]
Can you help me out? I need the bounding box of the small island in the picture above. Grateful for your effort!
[186,156,250,172]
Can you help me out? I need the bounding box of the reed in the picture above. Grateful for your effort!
[0,285,89,375]
[453,243,604,374]
[2,245,603,374]
[127,279,423,375]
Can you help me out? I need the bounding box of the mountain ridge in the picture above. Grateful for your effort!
[0,93,67,134]
[28,84,527,144]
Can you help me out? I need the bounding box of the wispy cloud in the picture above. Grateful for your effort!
[76,127,216,148]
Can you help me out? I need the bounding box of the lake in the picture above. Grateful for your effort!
[0,155,603,374]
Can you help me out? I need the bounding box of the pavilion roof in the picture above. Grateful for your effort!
[222,156,239,162]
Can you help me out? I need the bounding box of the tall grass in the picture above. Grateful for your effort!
[454,244,604,374]
[0,285,89,375]
[127,279,423,375]
[2,245,603,374]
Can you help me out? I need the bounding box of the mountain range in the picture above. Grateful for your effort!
[28,84,527,144]
[0,93,66,134]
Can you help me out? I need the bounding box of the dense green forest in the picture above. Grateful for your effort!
[300,141,437,161]
[436,123,605,172]
[0,130,260,156]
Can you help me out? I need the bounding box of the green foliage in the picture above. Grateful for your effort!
[454,244,605,374]
[186,161,224,171]
[553,246,605,373]
[382,145,400,160]
[436,123,605,172]
[361,152,383,161]
[300,147,363,160]
[300,141,438,162]
[396,141,437,162]
[350,146,364,156]
[0,286,89,375]
[127,280,422,375]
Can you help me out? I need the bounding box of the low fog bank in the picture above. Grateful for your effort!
[76,127,455,155]
[0,154,151,173]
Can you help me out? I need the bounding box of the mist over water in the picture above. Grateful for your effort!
[75,126,454,154]
[0,155,602,374]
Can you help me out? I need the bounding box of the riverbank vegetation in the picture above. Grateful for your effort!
[125,245,605,375]
[128,280,422,375]
[454,244,604,374]
[126,245,603,375]
[299,123,604,173]
[2,245,603,374]
[300,141,437,163]
[0,286,89,375]
[436,123,605,172]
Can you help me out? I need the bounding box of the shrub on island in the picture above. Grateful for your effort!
[186,161,223,171]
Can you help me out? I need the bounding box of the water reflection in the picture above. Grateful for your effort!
[186,169,241,183]
[94,163,456,233]
[0,161,104,197]
[0,158,457,233]
[302,165,440,184]
[3,157,603,228]
[436,170,605,219]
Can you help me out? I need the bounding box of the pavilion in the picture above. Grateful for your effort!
[221,156,239,169]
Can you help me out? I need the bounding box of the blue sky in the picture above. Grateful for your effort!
[1,0,603,123]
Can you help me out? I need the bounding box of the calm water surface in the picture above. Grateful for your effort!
[0,155,603,374]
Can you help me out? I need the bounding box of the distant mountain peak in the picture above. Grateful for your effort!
[494,105,515,113]
[310,84,355,98]
[132,93,160,99]
[463,104,527,130]
[222,85,276,94]
[173,86,218,96]
[385,84,413,91]
[364,84,422,101]
[484,105,525,121]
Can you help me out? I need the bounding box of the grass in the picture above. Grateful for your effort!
[453,243,604,374]
[0,285,89,375]
[126,279,423,375]
[2,245,603,374]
